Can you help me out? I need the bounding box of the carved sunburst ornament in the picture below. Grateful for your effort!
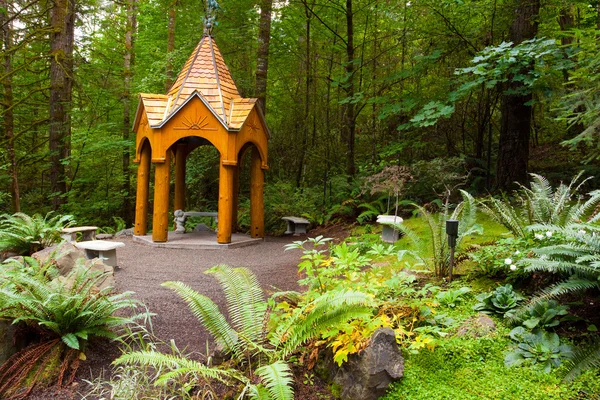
[176,112,217,131]
[246,114,260,135]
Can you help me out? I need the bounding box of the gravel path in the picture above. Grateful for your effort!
[114,236,304,356]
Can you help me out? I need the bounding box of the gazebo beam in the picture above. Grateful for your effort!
[174,144,187,212]
[250,147,264,238]
[217,160,234,243]
[152,151,172,242]
[134,142,151,236]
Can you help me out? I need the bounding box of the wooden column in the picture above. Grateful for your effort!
[250,147,265,238]
[174,144,186,212]
[152,151,171,242]
[217,159,234,244]
[231,162,240,233]
[134,143,151,236]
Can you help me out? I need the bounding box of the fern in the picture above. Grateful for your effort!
[0,212,74,255]
[161,281,240,358]
[114,351,236,385]
[482,172,600,238]
[562,339,600,382]
[393,190,482,277]
[253,361,294,400]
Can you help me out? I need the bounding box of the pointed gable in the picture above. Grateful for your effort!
[165,36,241,125]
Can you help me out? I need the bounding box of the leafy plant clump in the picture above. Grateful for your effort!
[116,265,376,399]
[514,300,568,330]
[0,212,74,256]
[435,287,471,308]
[473,284,523,316]
[0,257,141,396]
[505,330,573,373]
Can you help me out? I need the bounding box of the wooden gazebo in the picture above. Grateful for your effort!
[132,34,269,244]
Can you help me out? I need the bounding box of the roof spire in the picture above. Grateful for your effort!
[203,0,219,36]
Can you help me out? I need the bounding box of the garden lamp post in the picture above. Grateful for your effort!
[446,219,459,281]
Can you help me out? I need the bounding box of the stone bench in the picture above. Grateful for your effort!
[376,215,403,243]
[61,226,98,242]
[174,210,218,234]
[282,216,310,235]
[74,240,125,268]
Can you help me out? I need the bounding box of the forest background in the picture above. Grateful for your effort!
[1,0,599,229]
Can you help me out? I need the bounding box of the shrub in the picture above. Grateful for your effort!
[0,212,74,256]
[481,172,600,238]
[0,257,142,396]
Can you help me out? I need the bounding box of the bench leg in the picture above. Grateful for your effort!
[284,221,294,235]
[295,223,308,235]
[83,249,118,267]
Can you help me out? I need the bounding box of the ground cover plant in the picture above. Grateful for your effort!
[0,254,142,398]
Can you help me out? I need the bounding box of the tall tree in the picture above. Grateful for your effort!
[1,0,19,211]
[49,0,76,209]
[166,0,177,90]
[122,0,137,225]
[342,0,356,177]
[255,0,272,114]
[496,0,540,189]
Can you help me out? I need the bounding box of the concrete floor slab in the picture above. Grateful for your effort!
[133,231,263,249]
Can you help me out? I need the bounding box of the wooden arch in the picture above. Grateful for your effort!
[132,35,269,244]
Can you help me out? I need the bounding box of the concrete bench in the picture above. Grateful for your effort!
[174,210,218,234]
[376,215,403,243]
[75,240,125,267]
[282,216,310,235]
[61,226,98,242]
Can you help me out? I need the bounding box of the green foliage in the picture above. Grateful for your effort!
[0,258,140,352]
[0,212,74,255]
[473,284,522,316]
[469,236,530,279]
[505,330,573,373]
[481,173,600,238]
[382,331,598,400]
[563,339,600,382]
[514,300,569,330]
[395,190,482,277]
[436,287,471,308]
[520,223,600,306]
[118,264,375,399]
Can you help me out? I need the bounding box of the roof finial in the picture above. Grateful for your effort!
[203,0,219,36]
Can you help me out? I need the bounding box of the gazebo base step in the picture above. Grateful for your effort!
[133,231,262,250]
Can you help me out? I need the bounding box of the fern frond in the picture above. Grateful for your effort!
[254,361,294,400]
[206,265,266,347]
[562,339,600,382]
[114,350,234,384]
[161,281,239,357]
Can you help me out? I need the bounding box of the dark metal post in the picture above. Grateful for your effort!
[446,219,459,281]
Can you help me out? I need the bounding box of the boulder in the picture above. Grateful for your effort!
[115,228,134,238]
[456,314,496,338]
[33,242,84,275]
[330,328,404,400]
[32,243,115,291]
[194,223,213,232]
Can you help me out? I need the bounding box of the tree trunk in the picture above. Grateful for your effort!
[1,0,19,212]
[122,0,137,225]
[342,0,356,177]
[166,0,176,90]
[255,0,272,114]
[296,4,311,187]
[496,0,540,190]
[49,0,75,210]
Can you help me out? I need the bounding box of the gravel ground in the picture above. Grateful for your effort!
[114,235,304,356]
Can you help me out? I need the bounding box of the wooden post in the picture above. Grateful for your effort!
[217,159,234,244]
[134,143,151,236]
[250,147,265,238]
[231,162,240,233]
[152,151,171,242]
[174,144,186,212]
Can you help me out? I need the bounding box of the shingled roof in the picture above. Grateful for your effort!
[135,35,259,131]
